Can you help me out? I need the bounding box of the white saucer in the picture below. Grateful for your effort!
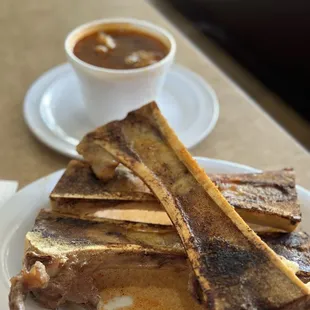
[1,157,310,309]
[24,63,219,158]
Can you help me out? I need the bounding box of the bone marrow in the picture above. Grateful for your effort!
[77,102,309,309]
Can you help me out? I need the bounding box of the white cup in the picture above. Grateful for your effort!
[65,18,176,126]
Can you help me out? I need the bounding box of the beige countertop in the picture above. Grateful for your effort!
[0,0,309,189]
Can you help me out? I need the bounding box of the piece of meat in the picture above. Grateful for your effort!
[124,50,162,68]
[97,32,116,49]
[94,45,108,54]
[9,275,25,310]
[9,261,49,310]
[51,160,301,231]
[78,143,119,181]
[9,210,310,310]
[77,101,310,309]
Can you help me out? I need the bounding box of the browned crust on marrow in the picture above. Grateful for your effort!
[50,160,153,201]
[51,160,300,231]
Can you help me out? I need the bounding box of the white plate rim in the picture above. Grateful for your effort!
[23,63,81,159]
[23,63,219,159]
[168,66,219,148]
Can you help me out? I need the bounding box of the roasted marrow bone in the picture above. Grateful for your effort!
[9,210,310,310]
[210,168,300,231]
[9,210,187,310]
[51,160,301,231]
[78,143,119,181]
[77,102,309,309]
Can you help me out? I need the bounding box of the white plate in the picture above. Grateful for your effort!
[1,157,309,309]
[24,63,219,159]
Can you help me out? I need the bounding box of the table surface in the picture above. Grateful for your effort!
[0,0,309,189]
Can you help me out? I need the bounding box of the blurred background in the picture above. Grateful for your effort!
[152,0,310,149]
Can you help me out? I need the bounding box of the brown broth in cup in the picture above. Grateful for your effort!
[73,27,169,70]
